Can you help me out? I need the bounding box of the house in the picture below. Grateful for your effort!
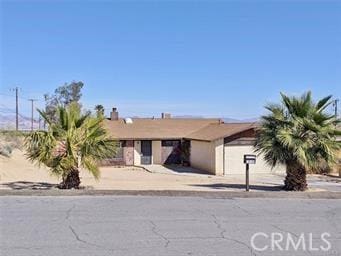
[104,108,285,175]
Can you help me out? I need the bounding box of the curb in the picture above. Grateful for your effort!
[0,189,341,199]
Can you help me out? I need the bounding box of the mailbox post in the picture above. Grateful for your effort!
[243,154,256,191]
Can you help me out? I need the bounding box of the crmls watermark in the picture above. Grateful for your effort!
[250,232,332,252]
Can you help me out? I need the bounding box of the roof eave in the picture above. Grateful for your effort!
[108,137,184,141]
[185,127,257,142]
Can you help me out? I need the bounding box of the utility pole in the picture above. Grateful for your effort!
[28,99,38,131]
[10,87,19,131]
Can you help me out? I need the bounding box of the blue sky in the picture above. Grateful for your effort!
[0,1,340,119]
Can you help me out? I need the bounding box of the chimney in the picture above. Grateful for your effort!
[161,113,171,119]
[110,107,119,120]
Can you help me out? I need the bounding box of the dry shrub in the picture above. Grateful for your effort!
[0,131,25,157]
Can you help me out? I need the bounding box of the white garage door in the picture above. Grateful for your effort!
[224,145,285,174]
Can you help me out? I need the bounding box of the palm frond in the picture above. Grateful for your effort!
[82,157,100,180]
[25,103,117,181]
[256,91,339,170]
[37,109,52,126]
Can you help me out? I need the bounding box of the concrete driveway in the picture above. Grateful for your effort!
[139,164,341,192]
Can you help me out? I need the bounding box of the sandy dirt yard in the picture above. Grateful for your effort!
[0,149,246,191]
[1,149,340,192]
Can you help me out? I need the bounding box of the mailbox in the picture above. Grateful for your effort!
[244,154,256,192]
[244,154,256,165]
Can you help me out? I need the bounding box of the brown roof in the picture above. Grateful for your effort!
[104,118,221,140]
[185,122,258,141]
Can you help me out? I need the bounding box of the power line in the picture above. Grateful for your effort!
[0,103,39,119]
[0,104,16,112]
[0,92,32,101]
[0,107,38,120]
[0,93,15,98]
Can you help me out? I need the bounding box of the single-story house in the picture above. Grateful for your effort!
[104,108,285,175]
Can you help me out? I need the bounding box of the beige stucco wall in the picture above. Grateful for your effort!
[224,145,285,174]
[190,139,285,175]
[133,140,141,165]
[214,138,224,175]
[152,140,162,164]
[190,139,224,175]
[190,140,216,174]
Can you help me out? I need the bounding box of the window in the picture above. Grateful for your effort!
[113,141,125,159]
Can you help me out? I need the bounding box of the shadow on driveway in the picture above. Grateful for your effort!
[189,183,284,191]
[1,181,57,190]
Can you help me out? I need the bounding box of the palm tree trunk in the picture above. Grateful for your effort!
[59,169,81,189]
[284,160,307,191]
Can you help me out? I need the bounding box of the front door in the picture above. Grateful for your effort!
[141,140,152,164]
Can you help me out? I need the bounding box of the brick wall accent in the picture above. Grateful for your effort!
[124,140,134,165]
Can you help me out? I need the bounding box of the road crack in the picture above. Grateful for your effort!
[68,224,128,253]
[271,224,299,238]
[65,204,75,220]
[68,225,99,247]
[231,200,252,216]
[211,214,258,256]
[149,220,170,248]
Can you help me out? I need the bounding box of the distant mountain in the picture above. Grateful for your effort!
[173,115,205,119]
[0,114,40,130]
[221,117,241,123]
[174,115,259,123]
[223,117,259,123]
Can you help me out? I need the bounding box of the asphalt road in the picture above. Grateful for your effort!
[1,196,340,256]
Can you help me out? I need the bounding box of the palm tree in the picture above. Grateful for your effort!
[255,92,341,191]
[25,103,117,189]
[94,104,105,117]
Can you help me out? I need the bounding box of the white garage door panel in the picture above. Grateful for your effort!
[224,145,285,174]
